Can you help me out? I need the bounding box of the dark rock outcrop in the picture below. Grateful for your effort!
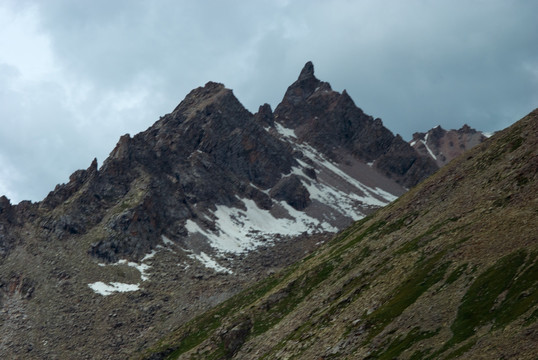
[269,175,311,211]
[375,135,439,187]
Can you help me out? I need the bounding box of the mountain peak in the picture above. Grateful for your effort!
[172,81,229,115]
[275,63,437,187]
[298,61,315,81]
[275,62,323,110]
[458,123,475,133]
[202,81,226,92]
[0,195,11,213]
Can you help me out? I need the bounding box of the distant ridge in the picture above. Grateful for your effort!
[410,124,488,166]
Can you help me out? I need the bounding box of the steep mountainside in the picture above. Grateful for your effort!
[410,124,488,167]
[274,62,438,188]
[140,109,538,360]
[0,63,443,359]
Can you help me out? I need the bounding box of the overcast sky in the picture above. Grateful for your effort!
[1,0,537,204]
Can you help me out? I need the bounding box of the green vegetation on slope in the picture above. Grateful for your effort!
[368,327,439,360]
[447,250,538,346]
[365,251,450,341]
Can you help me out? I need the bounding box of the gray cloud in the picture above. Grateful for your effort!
[0,0,536,203]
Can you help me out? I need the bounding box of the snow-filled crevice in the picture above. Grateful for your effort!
[275,122,297,140]
[422,133,438,160]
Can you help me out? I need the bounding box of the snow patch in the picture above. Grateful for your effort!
[113,259,151,281]
[185,196,336,254]
[275,122,297,139]
[188,252,233,274]
[161,235,174,246]
[93,250,157,296]
[88,282,140,296]
[299,175,365,220]
[295,144,397,206]
[141,250,157,262]
[90,240,178,295]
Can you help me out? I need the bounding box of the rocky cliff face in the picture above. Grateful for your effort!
[410,124,488,167]
[17,62,430,268]
[0,62,461,359]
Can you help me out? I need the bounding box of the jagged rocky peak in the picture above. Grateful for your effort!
[171,81,228,115]
[254,103,275,127]
[277,61,333,110]
[1,63,440,267]
[275,61,438,188]
[0,195,11,213]
[411,123,488,167]
[298,60,315,80]
[110,134,133,160]
[458,123,475,133]
[82,63,421,263]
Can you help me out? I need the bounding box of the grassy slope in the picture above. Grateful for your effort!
[137,110,538,360]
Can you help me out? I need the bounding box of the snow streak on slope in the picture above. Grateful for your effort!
[276,121,398,210]
[293,143,397,207]
[274,123,297,139]
[422,133,438,160]
[188,252,233,274]
[185,197,337,254]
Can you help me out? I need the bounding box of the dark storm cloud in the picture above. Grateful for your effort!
[0,0,536,203]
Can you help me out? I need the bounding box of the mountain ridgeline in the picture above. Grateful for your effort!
[0,62,441,268]
[0,62,506,359]
[140,109,538,359]
[410,124,489,167]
